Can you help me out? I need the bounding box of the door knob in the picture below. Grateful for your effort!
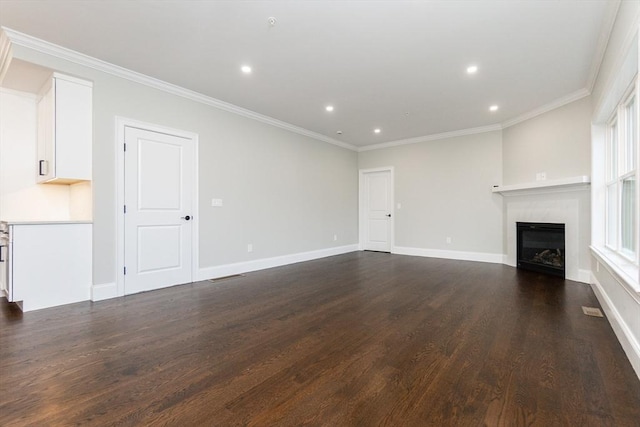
[181,215,191,221]
[386,214,391,217]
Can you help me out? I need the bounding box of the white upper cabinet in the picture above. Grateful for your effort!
[36,73,92,184]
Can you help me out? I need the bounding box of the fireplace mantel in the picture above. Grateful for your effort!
[492,175,590,196]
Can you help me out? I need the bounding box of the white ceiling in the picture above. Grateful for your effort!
[0,1,616,148]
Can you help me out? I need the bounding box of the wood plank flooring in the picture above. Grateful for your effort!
[1,251,639,426]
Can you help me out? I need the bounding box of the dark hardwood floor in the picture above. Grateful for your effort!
[1,251,639,426]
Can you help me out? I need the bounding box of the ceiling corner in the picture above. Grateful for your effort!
[586,0,622,93]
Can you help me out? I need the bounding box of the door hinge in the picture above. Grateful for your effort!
[124,143,127,152]
[124,266,127,275]
[124,205,127,214]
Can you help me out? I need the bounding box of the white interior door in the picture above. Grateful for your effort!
[124,126,194,294]
[363,170,393,252]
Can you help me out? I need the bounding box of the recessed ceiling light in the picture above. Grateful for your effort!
[374,128,381,134]
[241,65,252,74]
[489,105,499,112]
[467,65,478,74]
[326,105,334,112]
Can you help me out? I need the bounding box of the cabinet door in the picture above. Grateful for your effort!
[35,74,92,184]
[54,77,92,181]
[36,79,54,183]
[11,224,92,311]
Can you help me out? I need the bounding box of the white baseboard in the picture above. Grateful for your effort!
[392,246,504,264]
[198,244,359,281]
[590,273,640,380]
[91,282,118,302]
[577,269,591,284]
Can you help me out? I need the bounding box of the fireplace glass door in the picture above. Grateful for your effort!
[516,222,565,278]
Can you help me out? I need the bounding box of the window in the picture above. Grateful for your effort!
[605,85,639,263]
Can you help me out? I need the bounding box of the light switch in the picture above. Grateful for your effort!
[211,198,223,207]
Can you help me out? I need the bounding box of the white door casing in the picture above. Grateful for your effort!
[360,167,394,252]
[116,118,198,297]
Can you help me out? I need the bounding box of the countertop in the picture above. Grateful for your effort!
[1,220,93,225]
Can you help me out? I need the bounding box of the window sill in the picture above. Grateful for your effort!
[590,245,640,295]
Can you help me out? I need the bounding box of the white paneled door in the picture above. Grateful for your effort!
[124,126,195,294]
[363,170,393,252]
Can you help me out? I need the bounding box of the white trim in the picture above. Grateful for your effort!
[115,117,199,298]
[1,27,357,152]
[492,176,591,196]
[393,246,504,264]
[578,269,592,284]
[356,87,592,153]
[501,89,591,129]
[358,167,395,251]
[0,28,12,85]
[591,245,640,295]
[91,282,117,302]
[592,19,640,122]
[197,244,358,281]
[586,1,622,93]
[591,272,640,380]
[357,124,501,152]
[0,26,609,154]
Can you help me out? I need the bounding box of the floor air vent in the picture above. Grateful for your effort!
[208,274,244,283]
[582,306,604,317]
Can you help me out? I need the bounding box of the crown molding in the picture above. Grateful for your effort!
[0,29,13,86]
[587,0,622,93]
[0,27,358,152]
[0,25,606,154]
[357,124,503,152]
[592,7,640,123]
[360,84,592,152]
[501,88,591,129]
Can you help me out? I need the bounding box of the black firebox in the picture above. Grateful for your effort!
[516,222,565,278]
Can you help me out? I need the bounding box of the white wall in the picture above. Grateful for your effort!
[499,96,593,282]
[0,88,71,221]
[502,96,592,185]
[7,43,359,287]
[358,130,503,259]
[589,1,640,378]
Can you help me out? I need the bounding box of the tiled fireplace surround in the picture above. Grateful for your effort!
[501,181,591,283]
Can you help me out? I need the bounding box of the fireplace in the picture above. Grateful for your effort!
[516,222,565,278]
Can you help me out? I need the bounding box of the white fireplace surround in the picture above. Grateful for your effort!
[496,176,591,283]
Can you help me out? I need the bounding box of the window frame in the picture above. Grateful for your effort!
[604,81,639,265]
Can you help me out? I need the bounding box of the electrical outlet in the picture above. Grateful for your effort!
[397,203,402,209]
[446,237,452,244]
[247,243,253,253]
[333,234,338,241]
[536,172,546,181]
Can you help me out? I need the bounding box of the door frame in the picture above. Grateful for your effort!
[359,166,395,252]
[115,117,199,297]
